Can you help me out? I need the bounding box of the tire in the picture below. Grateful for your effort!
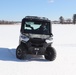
[16,45,26,59]
[44,47,56,61]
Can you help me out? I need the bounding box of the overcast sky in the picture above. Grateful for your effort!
[0,0,76,21]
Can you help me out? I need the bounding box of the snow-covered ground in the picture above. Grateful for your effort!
[0,24,76,75]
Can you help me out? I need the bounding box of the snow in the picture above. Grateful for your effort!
[0,24,76,75]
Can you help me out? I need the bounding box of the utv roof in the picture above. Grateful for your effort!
[22,16,51,22]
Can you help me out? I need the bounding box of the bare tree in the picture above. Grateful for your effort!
[66,18,71,24]
[73,14,76,24]
[59,16,64,24]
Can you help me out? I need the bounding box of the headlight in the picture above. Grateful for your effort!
[20,34,29,42]
[21,35,26,39]
[46,37,53,43]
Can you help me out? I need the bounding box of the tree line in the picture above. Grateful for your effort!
[0,20,20,24]
[59,14,76,24]
[1,14,76,24]
[52,14,76,24]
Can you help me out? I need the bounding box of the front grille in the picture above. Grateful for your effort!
[29,38,45,47]
[31,44,43,47]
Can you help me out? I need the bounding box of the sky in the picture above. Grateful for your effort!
[0,0,76,21]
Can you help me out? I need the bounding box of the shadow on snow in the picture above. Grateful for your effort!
[0,48,48,62]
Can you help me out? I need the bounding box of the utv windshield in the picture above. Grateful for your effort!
[22,20,51,35]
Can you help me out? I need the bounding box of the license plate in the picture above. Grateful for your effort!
[34,48,39,50]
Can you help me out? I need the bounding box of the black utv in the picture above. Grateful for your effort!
[16,16,56,61]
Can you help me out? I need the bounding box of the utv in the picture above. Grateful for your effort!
[16,16,56,61]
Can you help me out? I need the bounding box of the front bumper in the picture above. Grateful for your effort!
[28,46,46,55]
[26,41,50,55]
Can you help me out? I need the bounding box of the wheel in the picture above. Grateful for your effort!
[44,47,56,61]
[16,45,26,59]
